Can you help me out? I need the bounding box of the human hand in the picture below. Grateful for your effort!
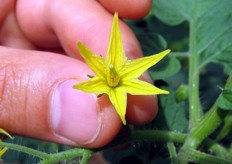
[0,0,156,148]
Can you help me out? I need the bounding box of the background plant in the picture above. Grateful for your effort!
[1,0,232,163]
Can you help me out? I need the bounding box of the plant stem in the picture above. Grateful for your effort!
[181,149,232,164]
[179,75,232,162]
[188,12,202,129]
[167,142,178,164]
[215,113,232,141]
[81,149,94,164]
[40,149,93,164]
[0,141,93,164]
[2,129,231,163]
[0,142,49,159]
[172,52,189,59]
[205,139,232,160]
[185,104,228,149]
[131,130,186,143]
[95,130,187,152]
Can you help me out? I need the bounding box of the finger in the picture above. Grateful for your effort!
[127,74,158,125]
[0,0,14,25]
[0,9,36,49]
[0,47,121,148]
[16,0,158,125]
[16,0,143,58]
[98,0,152,19]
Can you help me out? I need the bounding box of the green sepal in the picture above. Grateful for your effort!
[87,75,95,78]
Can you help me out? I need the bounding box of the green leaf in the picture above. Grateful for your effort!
[149,53,181,80]
[158,91,188,132]
[216,88,232,110]
[126,19,169,54]
[138,33,168,55]
[152,0,232,74]
[152,0,191,25]
[127,19,181,80]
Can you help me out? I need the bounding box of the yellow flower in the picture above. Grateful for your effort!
[73,13,170,125]
[0,128,13,158]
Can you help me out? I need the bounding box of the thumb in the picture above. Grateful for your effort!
[0,47,121,148]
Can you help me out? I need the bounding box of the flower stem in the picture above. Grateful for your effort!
[39,148,92,164]
[0,141,93,164]
[0,142,49,159]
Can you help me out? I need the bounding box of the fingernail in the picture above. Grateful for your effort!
[50,80,101,145]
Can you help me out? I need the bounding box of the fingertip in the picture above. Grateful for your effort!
[126,73,158,125]
[0,48,121,148]
[84,95,122,148]
[98,0,152,19]
[50,80,122,148]
[126,95,158,125]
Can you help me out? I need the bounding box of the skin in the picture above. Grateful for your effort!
[0,0,156,148]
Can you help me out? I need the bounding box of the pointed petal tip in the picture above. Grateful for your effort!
[0,147,7,158]
[121,117,127,125]
[112,108,127,125]
[77,41,84,48]
[161,90,170,94]
[118,109,126,125]
[162,49,171,55]
[114,12,119,18]
[113,12,119,24]
[156,89,170,95]
[77,42,90,52]
[0,128,13,139]
[166,49,171,53]
[73,84,83,90]
[151,49,171,60]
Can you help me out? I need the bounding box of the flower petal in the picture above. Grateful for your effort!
[0,147,7,158]
[120,79,169,95]
[106,13,127,72]
[77,42,106,78]
[0,128,13,139]
[120,50,171,80]
[73,77,110,94]
[108,88,127,125]
[0,128,13,158]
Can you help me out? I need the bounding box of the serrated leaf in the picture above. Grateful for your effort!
[216,88,232,110]
[152,0,232,74]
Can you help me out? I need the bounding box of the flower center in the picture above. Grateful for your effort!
[107,64,120,87]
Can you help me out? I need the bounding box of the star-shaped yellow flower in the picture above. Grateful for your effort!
[0,128,13,158]
[73,13,170,125]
